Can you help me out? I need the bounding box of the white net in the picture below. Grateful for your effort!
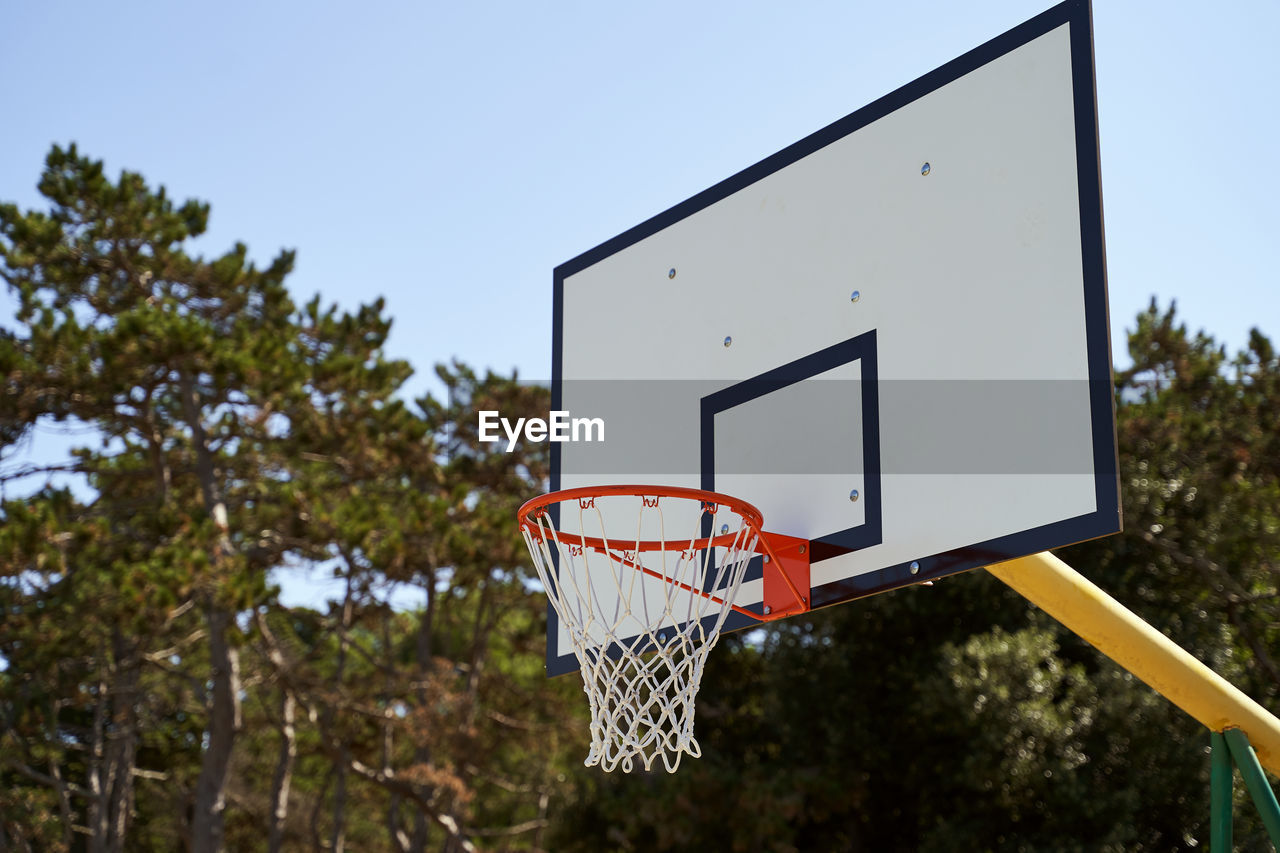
[520,489,761,772]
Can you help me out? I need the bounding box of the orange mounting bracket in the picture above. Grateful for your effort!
[756,532,811,621]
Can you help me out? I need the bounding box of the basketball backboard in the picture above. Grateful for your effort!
[545,0,1118,676]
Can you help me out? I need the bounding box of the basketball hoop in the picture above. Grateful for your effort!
[519,485,809,772]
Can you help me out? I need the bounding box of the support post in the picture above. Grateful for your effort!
[1210,730,1232,852]
[986,551,1280,775]
[1222,728,1280,844]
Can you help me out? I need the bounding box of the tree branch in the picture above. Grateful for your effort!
[1140,529,1280,688]
[1,758,95,801]
[462,763,536,794]
[329,753,478,853]
[131,768,169,781]
[0,461,82,483]
[484,708,556,733]
[465,818,548,838]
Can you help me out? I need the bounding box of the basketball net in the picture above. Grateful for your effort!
[519,487,762,772]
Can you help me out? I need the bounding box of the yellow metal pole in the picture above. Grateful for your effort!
[986,551,1280,777]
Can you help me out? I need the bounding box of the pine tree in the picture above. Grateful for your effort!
[4,144,586,850]
[0,144,411,849]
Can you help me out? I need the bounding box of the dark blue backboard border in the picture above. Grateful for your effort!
[546,0,1119,676]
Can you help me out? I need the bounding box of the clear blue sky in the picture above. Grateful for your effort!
[3,1,1276,396]
[2,2,1276,602]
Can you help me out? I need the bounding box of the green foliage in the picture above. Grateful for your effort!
[4,144,1278,850]
[551,302,1280,851]
[1073,301,1280,704]
[1,145,581,850]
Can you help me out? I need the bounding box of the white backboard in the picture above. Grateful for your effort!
[547,0,1118,674]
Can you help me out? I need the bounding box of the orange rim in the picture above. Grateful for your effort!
[518,484,765,553]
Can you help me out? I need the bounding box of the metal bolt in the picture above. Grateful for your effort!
[798,544,806,555]
[909,561,920,574]
[723,336,732,347]
[921,162,931,176]
[668,268,677,279]
[849,489,860,502]
[763,554,770,564]
[763,605,772,615]
[658,631,668,643]
[850,290,861,303]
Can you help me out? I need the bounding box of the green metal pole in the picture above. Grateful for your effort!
[1210,730,1233,851]
[1223,727,1280,845]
